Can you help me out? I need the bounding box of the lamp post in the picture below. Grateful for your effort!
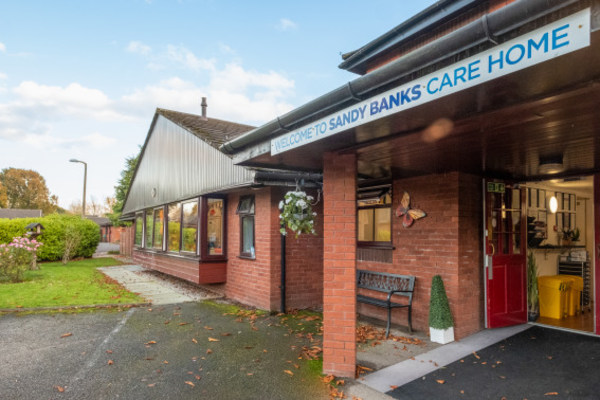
[69,159,87,216]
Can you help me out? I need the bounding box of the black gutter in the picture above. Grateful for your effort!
[220,0,580,156]
[339,0,485,74]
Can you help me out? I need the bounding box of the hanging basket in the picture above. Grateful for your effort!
[279,191,317,237]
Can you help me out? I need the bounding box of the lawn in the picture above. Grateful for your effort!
[0,258,144,309]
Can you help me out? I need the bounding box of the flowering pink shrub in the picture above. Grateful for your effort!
[0,236,43,282]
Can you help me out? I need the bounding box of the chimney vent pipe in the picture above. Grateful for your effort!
[201,97,208,120]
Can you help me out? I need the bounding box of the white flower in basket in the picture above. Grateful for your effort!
[279,190,317,237]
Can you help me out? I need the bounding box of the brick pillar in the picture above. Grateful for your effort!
[322,151,356,377]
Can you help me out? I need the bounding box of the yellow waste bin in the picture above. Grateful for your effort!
[559,275,583,316]
[538,276,568,319]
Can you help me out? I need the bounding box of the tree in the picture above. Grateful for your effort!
[0,168,57,214]
[0,181,7,208]
[107,149,140,226]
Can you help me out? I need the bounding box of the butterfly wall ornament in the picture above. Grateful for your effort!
[396,191,427,228]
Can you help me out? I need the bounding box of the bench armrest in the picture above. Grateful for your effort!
[386,289,412,304]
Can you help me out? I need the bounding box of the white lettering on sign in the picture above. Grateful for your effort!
[271,8,590,155]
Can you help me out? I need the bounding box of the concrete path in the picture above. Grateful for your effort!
[98,265,221,305]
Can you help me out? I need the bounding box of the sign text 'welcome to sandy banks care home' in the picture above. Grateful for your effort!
[271,8,590,155]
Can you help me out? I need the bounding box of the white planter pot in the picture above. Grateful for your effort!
[429,326,454,344]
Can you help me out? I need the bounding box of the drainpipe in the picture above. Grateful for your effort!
[280,224,286,313]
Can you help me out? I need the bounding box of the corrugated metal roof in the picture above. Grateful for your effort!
[121,110,257,216]
[156,108,255,149]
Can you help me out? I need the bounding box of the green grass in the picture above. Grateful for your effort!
[0,258,144,309]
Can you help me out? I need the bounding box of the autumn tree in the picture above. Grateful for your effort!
[0,181,7,208]
[0,168,57,214]
[107,149,140,226]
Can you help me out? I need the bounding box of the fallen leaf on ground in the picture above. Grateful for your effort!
[472,352,480,359]
[436,380,445,384]
[163,360,169,364]
[147,383,155,387]
[284,370,294,376]
[545,393,559,396]
[106,350,113,354]
[107,360,114,365]
[206,349,212,354]
[321,375,334,384]
[185,381,195,387]
[336,380,345,386]
[390,385,398,390]
[145,341,157,345]
[208,337,220,342]
[54,386,65,393]
[164,320,170,324]
[192,338,198,344]
[204,326,213,330]
[178,322,189,326]
[60,333,72,338]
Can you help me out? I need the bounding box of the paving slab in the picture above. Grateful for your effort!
[98,265,220,305]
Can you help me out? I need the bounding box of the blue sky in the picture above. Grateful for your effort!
[0,0,436,210]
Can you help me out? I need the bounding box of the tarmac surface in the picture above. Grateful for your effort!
[387,325,600,400]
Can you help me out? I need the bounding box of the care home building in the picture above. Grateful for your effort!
[221,0,600,377]
[121,106,324,312]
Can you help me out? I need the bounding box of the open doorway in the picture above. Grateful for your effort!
[525,176,595,333]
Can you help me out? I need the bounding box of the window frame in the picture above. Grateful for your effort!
[180,199,200,255]
[167,202,182,253]
[199,196,227,261]
[357,184,393,249]
[237,195,255,259]
[134,212,144,247]
[152,206,165,250]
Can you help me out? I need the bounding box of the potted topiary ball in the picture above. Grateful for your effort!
[429,275,455,344]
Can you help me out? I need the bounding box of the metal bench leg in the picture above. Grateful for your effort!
[386,307,391,338]
[407,307,412,334]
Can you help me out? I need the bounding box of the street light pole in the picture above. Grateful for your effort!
[69,159,87,216]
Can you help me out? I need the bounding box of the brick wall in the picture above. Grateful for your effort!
[225,187,324,311]
[322,152,357,378]
[132,250,226,284]
[357,172,483,339]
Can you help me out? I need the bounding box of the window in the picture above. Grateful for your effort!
[145,210,153,248]
[206,198,224,256]
[134,213,143,246]
[182,200,199,253]
[167,203,182,252]
[357,185,392,246]
[237,196,255,258]
[152,207,164,249]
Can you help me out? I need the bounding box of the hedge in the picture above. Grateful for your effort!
[0,214,100,261]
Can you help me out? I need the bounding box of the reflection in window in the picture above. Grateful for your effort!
[357,188,392,245]
[182,201,198,253]
[153,208,164,249]
[237,196,255,258]
[207,199,223,255]
[134,213,143,246]
[145,210,153,248]
[167,203,181,252]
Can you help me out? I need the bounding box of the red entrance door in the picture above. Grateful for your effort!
[485,181,527,328]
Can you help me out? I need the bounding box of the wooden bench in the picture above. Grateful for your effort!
[356,269,415,337]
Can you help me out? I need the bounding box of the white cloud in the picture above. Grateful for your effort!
[22,132,116,149]
[0,72,7,80]
[277,18,298,31]
[166,45,216,71]
[0,42,5,52]
[126,40,152,56]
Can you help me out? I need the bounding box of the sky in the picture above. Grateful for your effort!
[0,0,436,210]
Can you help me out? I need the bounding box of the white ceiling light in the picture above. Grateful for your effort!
[549,196,558,213]
[538,155,564,175]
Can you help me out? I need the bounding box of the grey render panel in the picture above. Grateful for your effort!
[122,115,255,214]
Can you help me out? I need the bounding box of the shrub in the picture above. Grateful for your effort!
[429,275,454,330]
[62,224,82,264]
[0,236,42,282]
[0,214,100,261]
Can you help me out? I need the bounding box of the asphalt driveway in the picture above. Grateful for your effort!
[0,302,329,400]
[389,325,600,400]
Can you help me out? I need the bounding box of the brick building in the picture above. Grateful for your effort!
[121,105,323,312]
[222,0,600,377]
